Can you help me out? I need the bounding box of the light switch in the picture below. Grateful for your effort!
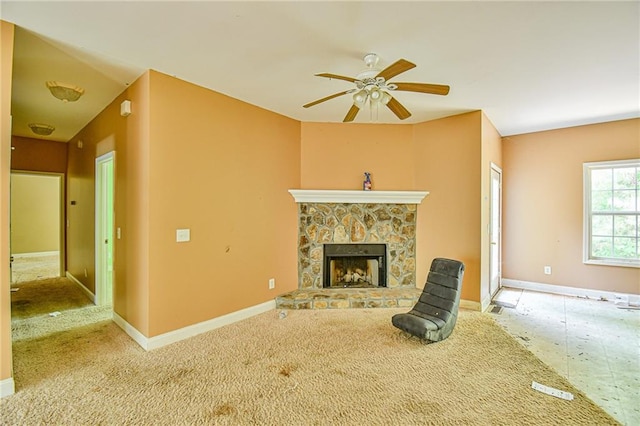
[176,228,190,242]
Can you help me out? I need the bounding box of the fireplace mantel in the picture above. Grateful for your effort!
[288,189,429,204]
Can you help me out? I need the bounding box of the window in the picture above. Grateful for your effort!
[583,159,640,267]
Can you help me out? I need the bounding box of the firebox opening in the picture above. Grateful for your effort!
[323,244,387,288]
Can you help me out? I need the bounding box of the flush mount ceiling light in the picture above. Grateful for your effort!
[28,123,55,136]
[46,81,85,102]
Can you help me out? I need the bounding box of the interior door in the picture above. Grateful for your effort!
[95,152,114,306]
[489,164,502,297]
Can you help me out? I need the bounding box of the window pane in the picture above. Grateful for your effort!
[585,161,640,264]
[613,190,636,211]
[592,215,612,236]
[592,190,612,212]
[592,169,612,190]
[614,215,637,237]
[613,237,636,259]
[613,167,637,189]
[592,236,613,257]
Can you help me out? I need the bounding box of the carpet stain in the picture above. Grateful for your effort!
[211,403,236,416]
[279,363,298,377]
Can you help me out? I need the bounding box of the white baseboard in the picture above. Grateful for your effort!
[112,312,149,350]
[0,377,15,398]
[502,279,640,306]
[460,299,481,311]
[113,300,277,351]
[11,251,59,258]
[66,272,96,304]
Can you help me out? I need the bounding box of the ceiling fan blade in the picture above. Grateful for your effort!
[385,96,412,120]
[303,90,353,108]
[393,82,450,96]
[343,104,360,122]
[315,73,358,83]
[376,59,416,81]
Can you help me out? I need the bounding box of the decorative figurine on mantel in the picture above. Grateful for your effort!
[363,172,372,191]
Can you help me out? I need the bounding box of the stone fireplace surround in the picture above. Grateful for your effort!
[276,190,428,310]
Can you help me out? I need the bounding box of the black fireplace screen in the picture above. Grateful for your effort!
[323,244,387,288]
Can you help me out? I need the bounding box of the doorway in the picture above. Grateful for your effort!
[10,172,64,283]
[489,163,502,298]
[95,152,114,307]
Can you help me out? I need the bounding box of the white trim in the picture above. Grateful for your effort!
[582,159,640,268]
[0,377,15,398]
[460,299,482,311]
[10,251,58,258]
[288,189,429,204]
[112,312,149,350]
[480,293,493,312]
[66,271,96,304]
[113,300,277,351]
[584,258,640,269]
[502,278,640,306]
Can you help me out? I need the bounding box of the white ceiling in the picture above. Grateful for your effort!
[2,1,639,142]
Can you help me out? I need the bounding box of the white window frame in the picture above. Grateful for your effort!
[583,159,640,268]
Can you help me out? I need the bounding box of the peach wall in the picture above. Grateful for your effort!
[0,20,14,389]
[300,115,485,304]
[502,118,640,294]
[10,136,67,173]
[67,72,151,334]
[413,112,483,303]
[146,71,300,335]
[301,123,414,190]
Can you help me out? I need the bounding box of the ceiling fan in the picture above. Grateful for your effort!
[303,53,450,122]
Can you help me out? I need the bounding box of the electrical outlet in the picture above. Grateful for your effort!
[268,278,275,290]
[176,228,190,242]
[544,266,552,275]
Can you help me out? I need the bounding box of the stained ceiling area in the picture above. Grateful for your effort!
[3,1,639,142]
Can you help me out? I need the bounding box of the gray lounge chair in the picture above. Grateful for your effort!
[392,258,465,342]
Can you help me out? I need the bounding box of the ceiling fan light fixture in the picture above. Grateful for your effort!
[28,123,55,136]
[46,81,85,102]
[369,87,382,101]
[353,89,368,107]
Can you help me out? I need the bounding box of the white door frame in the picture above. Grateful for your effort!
[95,152,115,306]
[489,163,502,298]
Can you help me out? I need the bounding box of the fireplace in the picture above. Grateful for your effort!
[289,190,429,291]
[323,244,387,288]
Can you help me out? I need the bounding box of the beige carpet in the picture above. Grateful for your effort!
[10,276,94,319]
[10,253,60,284]
[2,301,619,425]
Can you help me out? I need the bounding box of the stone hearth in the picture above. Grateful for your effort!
[277,190,428,310]
[275,287,422,310]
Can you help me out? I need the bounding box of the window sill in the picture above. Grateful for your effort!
[584,259,640,268]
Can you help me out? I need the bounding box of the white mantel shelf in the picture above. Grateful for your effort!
[288,189,429,204]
